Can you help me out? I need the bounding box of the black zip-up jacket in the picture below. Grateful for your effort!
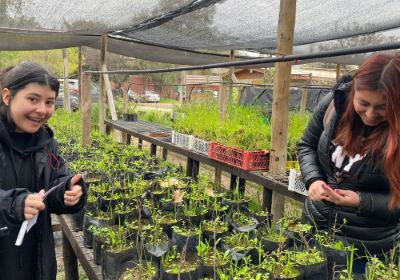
[298,75,400,256]
[0,119,87,280]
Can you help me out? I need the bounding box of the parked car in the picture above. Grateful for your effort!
[55,92,79,111]
[143,90,160,103]
[128,89,142,102]
[58,79,79,95]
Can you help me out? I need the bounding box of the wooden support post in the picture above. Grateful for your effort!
[62,231,79,280]
[230,174,238,191]
[336,64,341,80]
[62,48,71,112]
[263,188,273,213]
[77,47,82,110]
[122,87,129,143]
[218,77,228,123]
[81,73,91,145]
[105,124,111,136]
[162,147,168,161]
[186,158,194,177]
[138,139,143,149]
[99,34,107,134]
[214,168,222,188]
[228,50,235,105]
[150,144,157,157]
[192,160,200,181]
[299,87,308,114]
[238,177,246,194]
[270,0,296,222]
[125,135,131,145]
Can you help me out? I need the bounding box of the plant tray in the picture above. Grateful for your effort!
[208,142,270,171]
[192,137,209,156]
[172,131,193,150]
[288,169,308,196]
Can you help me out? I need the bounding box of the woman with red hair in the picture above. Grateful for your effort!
[298,53,400,268]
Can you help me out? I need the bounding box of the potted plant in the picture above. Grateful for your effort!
[230,211,259,234]
[291,247,327,280]
[101,226,137,280]
[261,250,304,280]
[171,223,201,255]
[119,261,158,280]
[258,223,288,253]
[142,225,172,261]
[201,218,229,245]
[196,239,229,278]
[365,256,399,280]
[221,232,259,263]
[83,210,114,248]
[160,246,203,280]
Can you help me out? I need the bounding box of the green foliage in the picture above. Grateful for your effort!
[0,48,79,77]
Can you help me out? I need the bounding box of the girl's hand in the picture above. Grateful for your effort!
[321,184,360,207]
[24,190,45,220]
[64,174,83,206]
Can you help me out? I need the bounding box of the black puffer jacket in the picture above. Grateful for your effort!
[298,75,400,256]
[0,120,87,280]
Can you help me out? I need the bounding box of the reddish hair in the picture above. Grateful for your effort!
[334,53,400,208]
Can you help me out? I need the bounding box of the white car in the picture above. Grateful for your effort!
[143,91,160,103]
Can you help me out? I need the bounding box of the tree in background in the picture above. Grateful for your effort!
[0,48,79,78]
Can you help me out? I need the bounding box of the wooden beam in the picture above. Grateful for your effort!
[218,76,228,123]
[99,34,107,133]
[62,48,71,112]
[270,0,297,221]
[81,73,91,145]
[101,64,118,120]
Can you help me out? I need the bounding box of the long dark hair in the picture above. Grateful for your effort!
[0,61,59,127]
[334,53,400,208]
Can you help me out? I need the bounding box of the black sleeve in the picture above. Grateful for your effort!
[356,192,400,219]
[298,92,333,189]
[45,142,87,215]
[0,188,29,228]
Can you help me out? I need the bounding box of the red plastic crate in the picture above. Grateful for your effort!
[208,142,270,171]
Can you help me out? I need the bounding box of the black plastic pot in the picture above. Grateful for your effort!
[160,259,203,280]
[114,210,137,226]
[122,113,138,122]
[144,235,172,262]
[203,259,228,278]
[181,212,206,227]
[317,243,349,280]
[260,237,288,253]
[297,259,328,280]
[221,242,258,263]
[171,231,200,256]
[202,224,229,246]
[230,215,259,234]
[93,235,107,266]
[159,220,180,239]
[82,214,114,248]
[119,260,159,280]
[69,207,85,231]
[101,246,137,280]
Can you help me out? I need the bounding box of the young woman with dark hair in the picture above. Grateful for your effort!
[298,53,400,263]
[0,61,86,279]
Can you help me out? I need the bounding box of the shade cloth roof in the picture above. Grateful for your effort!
[1,0,400,65]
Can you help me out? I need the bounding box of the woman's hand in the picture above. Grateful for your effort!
[64,174,83,206]
[321,184,360,207]
[308,180,330,201]
[24,190,45,220]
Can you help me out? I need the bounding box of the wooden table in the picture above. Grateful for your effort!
[105,119,306,211]
[59,215,102,280]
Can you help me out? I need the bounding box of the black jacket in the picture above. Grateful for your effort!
[0,120,87,280]
[298,75,400,256]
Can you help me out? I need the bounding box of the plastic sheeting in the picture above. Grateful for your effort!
[1,0,400,65]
